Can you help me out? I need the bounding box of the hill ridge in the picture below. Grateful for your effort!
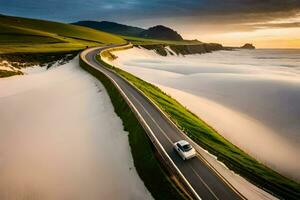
[72,20,184,41]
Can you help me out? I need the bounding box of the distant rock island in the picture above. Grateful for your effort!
[241,43,255,49]
[225,43,256,50]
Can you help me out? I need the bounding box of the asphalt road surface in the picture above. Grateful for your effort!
[82,45,243,200]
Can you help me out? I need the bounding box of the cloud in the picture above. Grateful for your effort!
[251,22,300,29]
[2,0,300,23]
[1,0,300,34]
[103,0,300,33]
[114,0,300,20]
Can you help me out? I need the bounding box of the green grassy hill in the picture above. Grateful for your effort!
[72,21,145,37]
[0,15,125,53]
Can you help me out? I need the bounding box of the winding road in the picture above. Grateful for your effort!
[81,45,244,200]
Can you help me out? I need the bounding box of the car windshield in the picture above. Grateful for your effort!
[182,144,192,152]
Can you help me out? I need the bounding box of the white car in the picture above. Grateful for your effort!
[173,140,196,160]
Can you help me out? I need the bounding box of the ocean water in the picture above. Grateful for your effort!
[111,48,300,180]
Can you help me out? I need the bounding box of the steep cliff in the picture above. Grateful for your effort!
[139,43,224,56]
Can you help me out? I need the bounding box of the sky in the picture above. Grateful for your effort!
[1,0,300,48]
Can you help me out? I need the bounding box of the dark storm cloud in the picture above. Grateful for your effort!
[0,0,300,25]
[129,0,300,27]
[96,0,300,20]
[133,0,300,17]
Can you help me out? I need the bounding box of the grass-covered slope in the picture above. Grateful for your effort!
[122,35,202,45]
[72,21,145,37]
[0,15,125,53]
[98,51,300,200]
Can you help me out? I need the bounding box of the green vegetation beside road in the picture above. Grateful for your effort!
[79,57,188,200]
[98,49,300,200]
[0,15,125,54]
[121,35,202,46]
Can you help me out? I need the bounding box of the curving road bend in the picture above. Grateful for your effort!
[81,45,244,200]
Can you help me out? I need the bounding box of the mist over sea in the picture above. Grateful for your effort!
[111,48,300,180]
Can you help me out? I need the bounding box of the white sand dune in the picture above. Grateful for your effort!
[0,57,152,200]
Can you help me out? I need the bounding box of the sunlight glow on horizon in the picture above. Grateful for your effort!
[184,27,300,49]
[179,13,300,48]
